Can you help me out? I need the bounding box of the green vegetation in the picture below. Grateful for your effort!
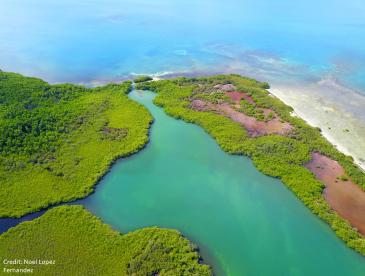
[339,175,349,181]
[134,75,153,83]
[192,91,232,104]
[0,71,211,275]
[136,74,365,255]
[0,206,211,275]
[238,98,267,121]
[0,72,152,217]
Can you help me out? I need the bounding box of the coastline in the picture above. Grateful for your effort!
[82,69,365,172]
[269,82,365,171]
[136,69,365,172]
[136,75,365,256]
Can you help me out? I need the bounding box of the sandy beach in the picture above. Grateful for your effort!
[269,79,365,171]
[133,69,365,171]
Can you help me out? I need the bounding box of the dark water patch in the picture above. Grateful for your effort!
[0,210,47,233]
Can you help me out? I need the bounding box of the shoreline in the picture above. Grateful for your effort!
[136,75,365,256]
[153,70,365,172]
[82,69,365,172]
[134,69,365,171]
[269,84,365,172]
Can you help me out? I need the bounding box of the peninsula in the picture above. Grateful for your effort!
[136,74,365,255]
[0,71,211,275]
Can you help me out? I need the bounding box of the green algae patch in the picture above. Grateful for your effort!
[0,72,152,217]
[0,205,211,275]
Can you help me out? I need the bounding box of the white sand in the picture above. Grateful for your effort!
[269,79,365,171]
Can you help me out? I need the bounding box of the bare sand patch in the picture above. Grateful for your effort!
[305,152,365,235]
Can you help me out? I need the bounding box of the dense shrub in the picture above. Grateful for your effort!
[134,75,153,83]
[0,206,211,275]
[0,72,152,217]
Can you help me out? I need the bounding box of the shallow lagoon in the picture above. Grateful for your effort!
[80,90,365,275]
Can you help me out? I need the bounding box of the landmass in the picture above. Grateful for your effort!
[0,71,152,217]
[269,83,365,171]
[0,205,211,275]
[1,71,364,276]
[0,71,211,275]
[305,152,365,235]
[136,74,365,255]
[134,75,153,83]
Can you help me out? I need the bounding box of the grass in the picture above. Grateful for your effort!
[0,205,212,276]
[136,74,365,255]
[0,72,152,217]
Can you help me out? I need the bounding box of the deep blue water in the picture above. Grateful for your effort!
[1,0,365,95]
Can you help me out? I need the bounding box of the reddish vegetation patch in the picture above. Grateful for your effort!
[226,91,255,104]
[190,100,292,137]
[190,99,212,112]
[305,152,365,235]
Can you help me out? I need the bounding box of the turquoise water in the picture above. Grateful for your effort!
[80,90,365,275]
[1,0,365,95]
[1,1,365,274]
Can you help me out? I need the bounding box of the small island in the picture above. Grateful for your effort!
[134,75,153,83]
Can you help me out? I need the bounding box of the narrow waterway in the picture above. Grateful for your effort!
[1,89,364,275]
[80,90,365,275]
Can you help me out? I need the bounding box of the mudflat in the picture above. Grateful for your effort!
[305,152,365,235]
